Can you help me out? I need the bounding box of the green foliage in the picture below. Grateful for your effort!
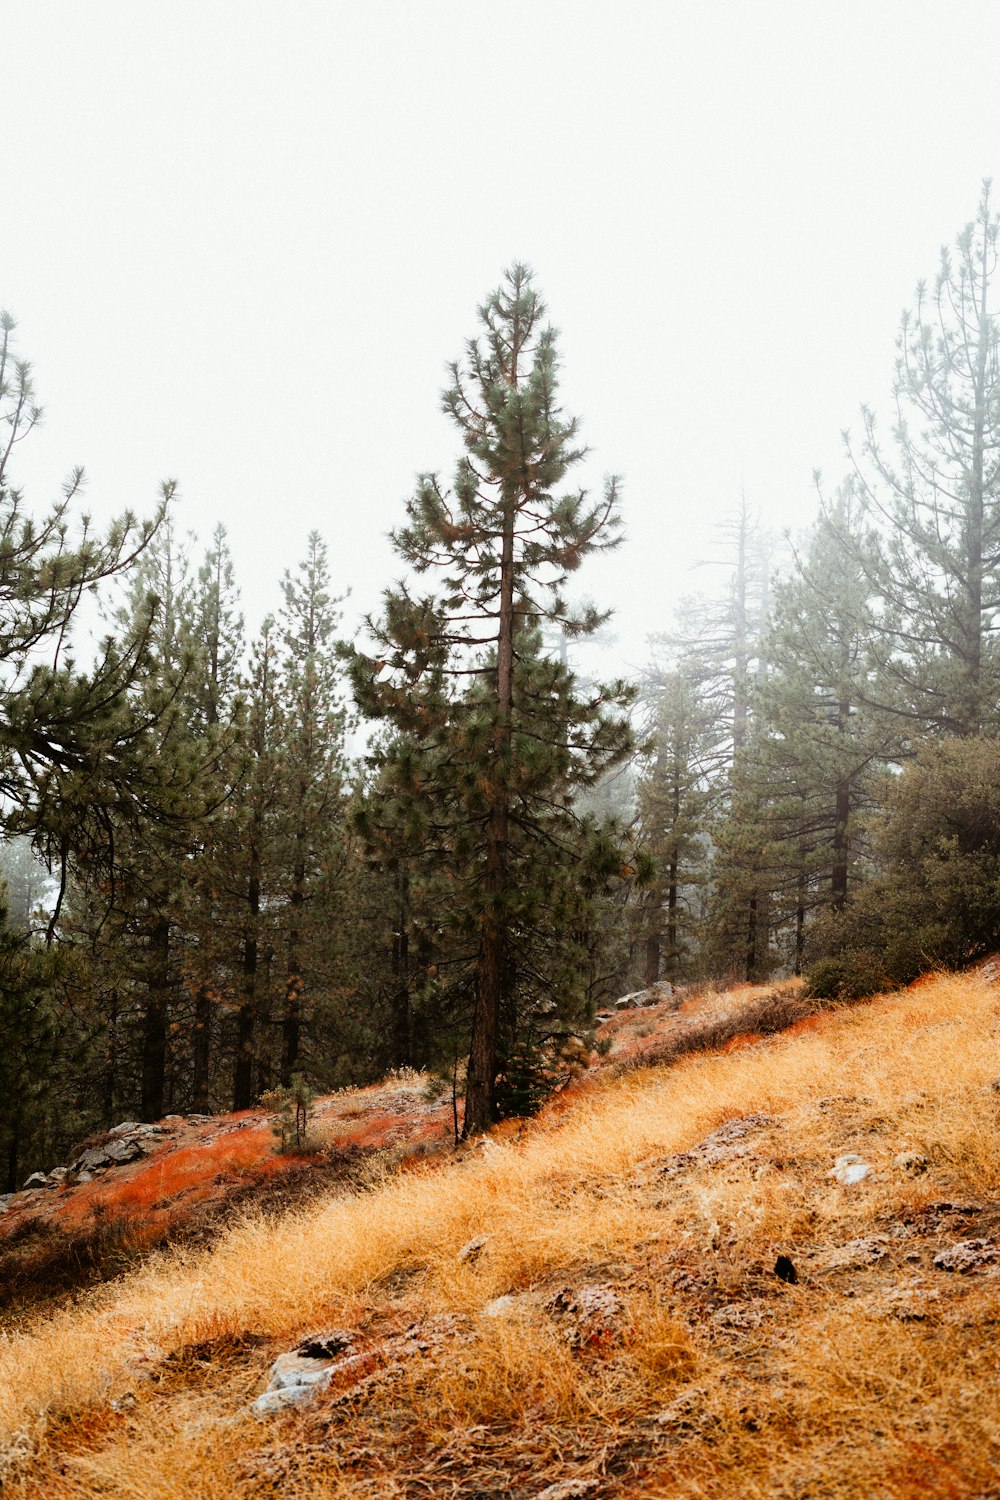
[345,265,635,1131]
[806,738,1000,992]
[262,1074,317,1155]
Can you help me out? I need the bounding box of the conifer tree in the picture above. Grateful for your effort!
[229,616,282,1108]
[845,181,1000,737]
[636,667,712,983]
[348,264,633,1133]
[274,533,349,1085]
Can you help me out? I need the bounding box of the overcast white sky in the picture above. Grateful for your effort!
[5,1,1000,675]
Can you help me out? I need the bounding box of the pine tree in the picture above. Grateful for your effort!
[185,525,244,1112]
[347,264,633,1133]
[845,181,1000,738]
[229,616,282,1108]
[274,533,349,1085]
[636,667,712,983]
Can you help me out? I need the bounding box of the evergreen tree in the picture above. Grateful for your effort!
[274,533,349,1085]
[348,264,633,1133]
[636,667,712,983]
[845,181,1000,737]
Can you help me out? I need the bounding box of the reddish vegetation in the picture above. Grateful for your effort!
[0,978,824,1307]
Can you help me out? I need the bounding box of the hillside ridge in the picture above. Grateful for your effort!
[3,968,1000,1497]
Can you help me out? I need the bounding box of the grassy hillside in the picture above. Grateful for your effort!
[3,971,1000,1497]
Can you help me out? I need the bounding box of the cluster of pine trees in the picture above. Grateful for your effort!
[638,183,1000,993]
[0,267,642,1185]
[6,185,1000,1186]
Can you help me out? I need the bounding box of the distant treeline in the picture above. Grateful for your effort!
[5,188,1000,1186]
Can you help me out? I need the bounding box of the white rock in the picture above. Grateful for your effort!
[482,1294,518,1318]
[828,1153,872,1185]
[22,1172,47,1190]
[251,1352,335,1415]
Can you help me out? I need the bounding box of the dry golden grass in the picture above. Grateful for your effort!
[4,970,1000,1496]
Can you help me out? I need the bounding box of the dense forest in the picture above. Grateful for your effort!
[5,185,1000,1189]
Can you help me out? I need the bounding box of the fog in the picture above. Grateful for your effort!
[6,0,1000,674]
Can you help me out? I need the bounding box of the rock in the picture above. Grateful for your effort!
[252,1316,470,1418]
[75,1147,111,1172]
[75,1170,93,1184]
[535,1482,599,1499]
[47,1166,70,1186]
[108,1121,164,1139]
[822,1236,889,1271]
[0,1194,14,1215]
[893,1150,928,1175]
[482,1294,519,1318]
[104,1138,143,1165]
[867,1280,940,1320]
[828,1153,871,1185]
[640,1114,775,1181]
[544,1283,625,1348]
[458,1233,491,1265]
[252,1330,358,1415]
[22,1172,47,1190]
[615,990,647,1009]
[933,1238,998,1273]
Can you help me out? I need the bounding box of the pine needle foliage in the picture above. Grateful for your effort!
[347,265,634,1132]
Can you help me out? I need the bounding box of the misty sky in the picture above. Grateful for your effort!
[6,1,1000,675]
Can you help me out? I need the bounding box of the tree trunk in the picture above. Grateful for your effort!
[281,831,306,1086]
[141,915,170,1122]
[465,492,516,1136]
[233,814,262,1110]
[192,986,212,1113]
[5,1114,19,1194]
[391,865,411,1067]
[831,776,850,910]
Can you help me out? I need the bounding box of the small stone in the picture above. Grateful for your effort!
[108,1121,144,1137]
[458,1233,490,1265]
[535,1482,599,1500]
[893,1150,928,1175]
[22,1172,47,1190]
[823,1236,889,1271]
[47,1166,70,1185]
[0,1194,14,1214]
[544,1283,625,1347]
[482,1294,518,1318]
[828,1153,871,1185]
[933,1238,998,1274]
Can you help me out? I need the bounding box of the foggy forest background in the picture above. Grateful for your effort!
[4,184,1000,1187]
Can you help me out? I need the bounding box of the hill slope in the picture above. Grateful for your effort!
[3,971,1000,1498]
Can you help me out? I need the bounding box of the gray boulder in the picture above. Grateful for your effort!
[75,1147,111,1172]
[22,1172,47,1190]
[104,1138,143,1165]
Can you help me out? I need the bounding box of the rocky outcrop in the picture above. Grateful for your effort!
[252,1316,472,1416]
[5,1120,172,1214]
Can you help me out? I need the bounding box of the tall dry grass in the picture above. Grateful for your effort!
[3,970,1000,1496]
